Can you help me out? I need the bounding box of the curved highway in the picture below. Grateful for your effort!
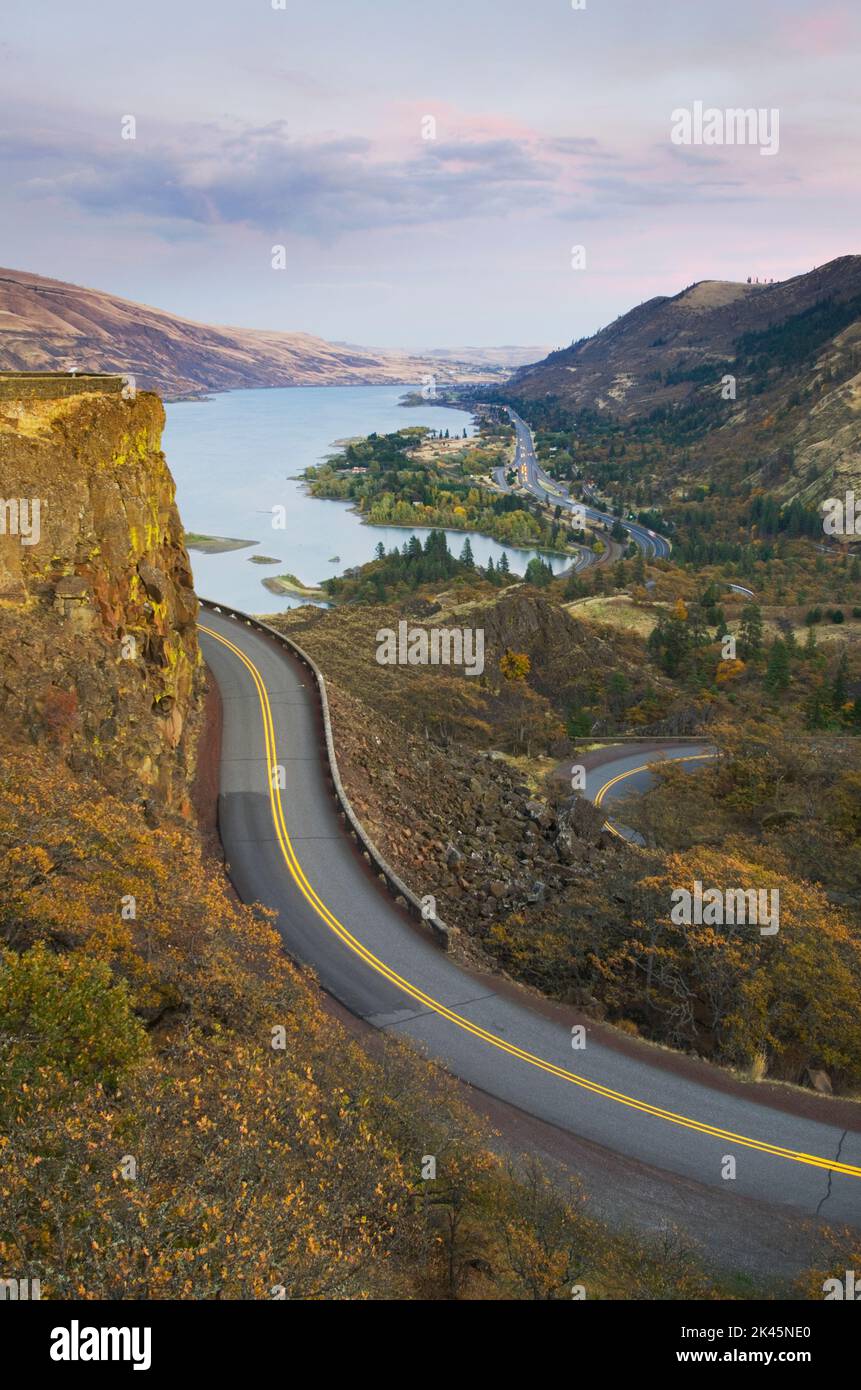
[503,407,672,561]
[199,604,860,1228]
[593,745,716,846]
[493,421,595,572]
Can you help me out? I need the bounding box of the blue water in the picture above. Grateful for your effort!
[164,385,569,612]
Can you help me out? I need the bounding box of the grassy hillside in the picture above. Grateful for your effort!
[503,256,861,516]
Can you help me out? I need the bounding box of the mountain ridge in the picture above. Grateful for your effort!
[505,255,861,503]
[0,267,505,402]
[509,255,861,422]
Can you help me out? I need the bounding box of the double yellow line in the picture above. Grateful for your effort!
[595,754,715,841]
[200,621,861,1179]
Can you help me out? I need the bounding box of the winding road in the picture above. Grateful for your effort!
[497,407,672,564]
[199,601,861,1239]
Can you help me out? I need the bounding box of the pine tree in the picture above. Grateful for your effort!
[764,639,791,695]
[805,685,830,729]
[831,649,849,712]
[738,603,764,661]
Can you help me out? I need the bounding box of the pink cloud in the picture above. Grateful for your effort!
[780,6,856,56]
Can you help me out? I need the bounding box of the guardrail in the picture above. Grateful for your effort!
[199,597,452,950]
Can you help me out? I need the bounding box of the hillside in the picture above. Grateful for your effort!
[1,379,755,1300]
[511,256,861,420]
[264,549,861,1096]
[422,344,554,369]
[506,255,861,509]
[0,268,504,402]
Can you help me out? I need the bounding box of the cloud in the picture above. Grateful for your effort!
[0,117,564,241]
[0,95,839,254]
[544,136,615,160]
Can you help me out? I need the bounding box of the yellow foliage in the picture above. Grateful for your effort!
[500,649,531,682]
[716,658,746,683]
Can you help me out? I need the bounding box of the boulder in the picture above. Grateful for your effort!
[804,1068,833,1095]
[138,562,168,604]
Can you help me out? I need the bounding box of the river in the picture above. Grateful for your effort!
[164,384,570,612]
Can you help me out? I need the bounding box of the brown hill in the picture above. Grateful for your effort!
[508,256,861,502]
[0,267,502,401]
[510,256,861,422]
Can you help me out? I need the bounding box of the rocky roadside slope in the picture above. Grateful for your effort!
[265,594,627,982]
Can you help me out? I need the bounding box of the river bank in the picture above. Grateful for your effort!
[164,385,571,612]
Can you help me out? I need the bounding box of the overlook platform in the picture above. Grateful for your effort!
[0,371,127,401]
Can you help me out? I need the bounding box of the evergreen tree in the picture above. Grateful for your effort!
[738,603,764,661]
[525,556,553,587]
[566,705,592,738]
[764,639,791,695]
[831,649,849,712]
[805,685,830,730]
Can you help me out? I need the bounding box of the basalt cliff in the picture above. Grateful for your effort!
[0,379,202,814]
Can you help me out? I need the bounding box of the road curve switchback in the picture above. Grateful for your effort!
[199,604,861,1228]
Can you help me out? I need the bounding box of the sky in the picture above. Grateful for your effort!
[1,0,859,351]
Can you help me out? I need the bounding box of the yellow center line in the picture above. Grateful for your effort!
[595,754,715,841]
[200,621,861,1178]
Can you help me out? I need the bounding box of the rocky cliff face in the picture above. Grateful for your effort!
[0,386,202,815]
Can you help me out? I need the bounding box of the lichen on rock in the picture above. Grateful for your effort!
[0,387,202,815]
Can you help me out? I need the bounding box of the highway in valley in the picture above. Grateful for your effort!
[496,406,672,563]
[199,601,861,1252]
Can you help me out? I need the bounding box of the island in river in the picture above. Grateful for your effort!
[186,533,257,554]
[262,573,327,599]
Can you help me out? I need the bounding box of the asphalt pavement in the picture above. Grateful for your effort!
[198,603,861,1229]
